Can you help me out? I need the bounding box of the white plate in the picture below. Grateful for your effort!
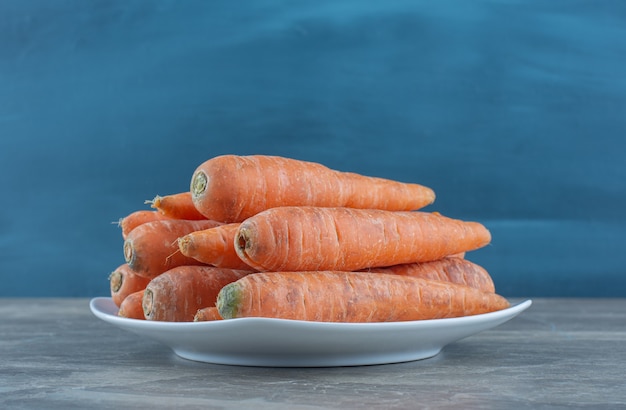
[90,297,532,367]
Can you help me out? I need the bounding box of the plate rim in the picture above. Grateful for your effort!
[89,297,532,367]
[90,296,532,329]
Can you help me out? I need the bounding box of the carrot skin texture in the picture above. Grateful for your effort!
[119,210,170,239]
[110,263,152,307]
[178,223,255,270]
[124,219,223,279]
[190,155,436,223]
[235,207,491,272]
[216,271,510,322]
[117,290,146,320]
[368,258,495,293]
[149,192,207,220]
[142,266,253,322]
[193,306,223,322]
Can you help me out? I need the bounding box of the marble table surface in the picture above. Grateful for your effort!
[1,297,624,409]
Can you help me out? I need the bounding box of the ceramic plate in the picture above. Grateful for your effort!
[90,297,531,367]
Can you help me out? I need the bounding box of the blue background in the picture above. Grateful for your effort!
[1,1,624,298]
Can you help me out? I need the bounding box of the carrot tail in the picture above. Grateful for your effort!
[148,192,207,220]
[178,223,255,270]
[193,306,223,322]
[119,210,171,240]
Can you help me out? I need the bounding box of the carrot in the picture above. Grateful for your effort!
[109,263,152,307]
[142,266,252,322]
[178,223,254,270]
[216,271,510,322]
[193,306,223,322]
[124,219,223,279]
[235,207,491,272]
[118,210,171,239]
[147,192,207,220]
[117,290,146,320]
[190,155,436,223]
[431,211,469,263]
[367,258,495,293]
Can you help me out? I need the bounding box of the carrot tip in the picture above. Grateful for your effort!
[145,195,162,209]
[191,171,208,197]
[165,248,181,262]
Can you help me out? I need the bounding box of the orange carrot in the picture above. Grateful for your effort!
[124,219,223,279]
[142,266,252,322]
[190,155,436,223]
[431,210,469,263]
[117,290,146,320]
[109,263,152,307]
[118,210,171,239]
[147,192,207,220]
[193,306,223,322]
[178,223,254,270]
[216,271,510,322]
[367,258,495,293]
[235,207,491,272]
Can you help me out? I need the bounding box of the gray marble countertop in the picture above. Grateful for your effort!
[1,298,625,409]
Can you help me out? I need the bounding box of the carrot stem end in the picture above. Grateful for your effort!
[142,288,154,319]
[123,240,134,265]
[191,171,208,197]
[216,283,241,319]
[109,270,123,293]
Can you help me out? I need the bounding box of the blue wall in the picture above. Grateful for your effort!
[1,1,624,297]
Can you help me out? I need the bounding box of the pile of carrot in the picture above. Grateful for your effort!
[108,154,509,323]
